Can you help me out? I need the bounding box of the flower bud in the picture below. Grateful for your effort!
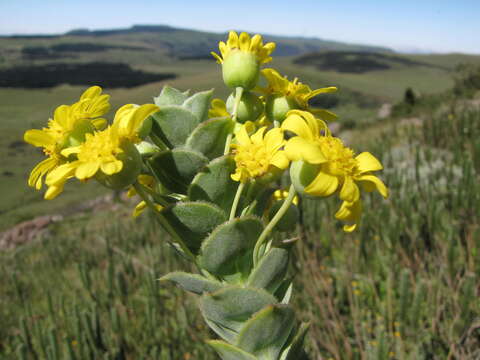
[96,141,142,190]
[265,95,299,123]
[63,119,95,148]
[135,141,160,157]
[222,50,259,90]
[226,91,263,123]
[289,160,320,195]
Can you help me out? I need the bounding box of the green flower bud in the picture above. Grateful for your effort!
[226,91,263,123]
[96,141,142,190]
[269,200,299,231]
[222,50,259,90]
[135,141,160,157]
[265,95,299,123]
[63,119,95,148]
[289,160,320,195]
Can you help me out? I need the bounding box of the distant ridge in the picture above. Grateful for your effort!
[2,24,393,57]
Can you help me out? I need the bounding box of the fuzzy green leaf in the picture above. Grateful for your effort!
[186,118,234,159]
[154,86,189,106]
[236,305,295,359]
[200,286,277,336]
[281,322,310,360]
[160,271,222,295]
[189,156,237,213]
[198,217,263,276]
[161,202,227,253]
[207,340,257,360]
[182,89,213,123]
[247,248,289,294]
[149,149,208,194]
[151,106,200,147]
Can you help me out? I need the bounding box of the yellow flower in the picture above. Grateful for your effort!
[231,125,289,183]
[283,110,388,231]
[211,31,275,65]
[112,103,159,143]
[212,31,276,89]
[260,68,338,122]
[208,98,231,118]
[24,86,110,191]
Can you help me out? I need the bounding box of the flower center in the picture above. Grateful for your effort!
[319,137,357,176]
[234,143,271,178]
[78,129,122,162]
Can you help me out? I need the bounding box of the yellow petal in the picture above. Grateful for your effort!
[239,32,250,51]
[357,174,388,198]
[270,152,289,170]
[28,157,57,189]
[75,162,100,180]
[264,127,284,152]
[61,146,81,157]
[282,112,315,141]
[91,117,107,130]
[339,176,360,203]
[80,86,102,100]
[227,31,239,49]
[335,200,362,232]
[211,51,223,64]
[24,129,55,148]
[305,87,337,100]
[53,105,72,129]
[100,160,123,175]
[46,162,77,186]
[251,126,267,145]
[44,183,65,200]
[234,125,252,146]
[305,171,339,197]
[132,201,147,217]
[284,137,326,164]
[250,34,262,51]
[356,152,383,173]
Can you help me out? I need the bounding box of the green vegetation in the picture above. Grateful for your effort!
[1,25,480,359]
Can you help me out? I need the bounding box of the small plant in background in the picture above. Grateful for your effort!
[22,31,389,359]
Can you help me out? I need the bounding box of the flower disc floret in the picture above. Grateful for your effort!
[231,125,289,183]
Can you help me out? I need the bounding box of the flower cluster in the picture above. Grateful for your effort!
[24,87,158,199]
[210,32,388,231]
[23,30,390,360]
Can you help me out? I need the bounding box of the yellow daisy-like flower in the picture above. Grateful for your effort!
[24,86,110,190]
[260,68,338,122]
[283,110,388,231]
[43,103,158,199]
[231,125,289,183]
[211,31,275,65]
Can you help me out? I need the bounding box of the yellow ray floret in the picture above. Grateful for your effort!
[231,125,289,183]
[211,31,276,65]
[24,86,111,190]
[208,98,231,118]
[282,110,388,231]
[260,68,338,120]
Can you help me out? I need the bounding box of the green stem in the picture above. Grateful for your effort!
[223,86,244,155]
[229,181,245,220]
[253,184,296,266]
[133,182,197,263]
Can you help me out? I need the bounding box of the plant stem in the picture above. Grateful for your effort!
[133,182,197,263]
[229,181,245,220]
[223,86,244,155]
[253,184,296,266]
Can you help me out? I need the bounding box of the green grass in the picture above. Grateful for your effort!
[1,87,479,358]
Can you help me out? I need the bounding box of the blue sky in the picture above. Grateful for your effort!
[1,0,479,54]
